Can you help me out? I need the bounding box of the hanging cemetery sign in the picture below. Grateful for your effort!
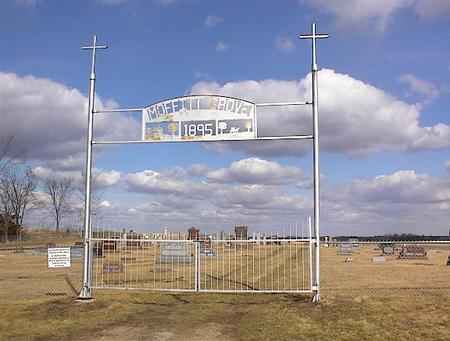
[48,247,71,268]
[142,95,256,142]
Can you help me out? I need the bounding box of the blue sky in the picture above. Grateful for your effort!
[1,0,450,235]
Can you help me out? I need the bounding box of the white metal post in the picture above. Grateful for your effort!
[300,23,328,303]
[195,241,201,291]
[79,36,107,299]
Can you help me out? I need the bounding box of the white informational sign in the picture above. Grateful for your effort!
[142,95,257,142]
[48,247,71,268]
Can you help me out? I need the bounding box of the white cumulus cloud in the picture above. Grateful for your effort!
[399,73,440,105]
[205,15,224,27]
[191,69,450,157]
[0,72,139,161]
[32,166,121,188]
[207,158,303,185]
[303,0,450,31]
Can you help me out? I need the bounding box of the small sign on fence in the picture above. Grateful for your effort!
[48,247,71,268]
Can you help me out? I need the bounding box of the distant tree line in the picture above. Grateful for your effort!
[0,137,81,242]
[331,233,450,242]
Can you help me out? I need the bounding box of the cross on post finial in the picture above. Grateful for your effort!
[81,35,108,79]
[299,23,328,71]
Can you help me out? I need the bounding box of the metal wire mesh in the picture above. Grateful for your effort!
[199,239,311,292]
[90,227,313,293]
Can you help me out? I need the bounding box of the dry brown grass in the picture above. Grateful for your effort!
[0,229,82,250]
[1,242,449,340]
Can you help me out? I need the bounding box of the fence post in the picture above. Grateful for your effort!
[194,241,200,291]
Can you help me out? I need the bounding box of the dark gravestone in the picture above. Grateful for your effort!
[120,256,137,262]
[103,240,118,251]
[103,263,123,273]
[93,245,103,257]
[70,246,83,259]
[399,245,427,259]
[381,244,395,255]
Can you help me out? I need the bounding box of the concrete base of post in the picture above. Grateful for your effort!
[78,286,93,300]
[312,292,320,303]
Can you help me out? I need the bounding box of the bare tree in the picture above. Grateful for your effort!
[45,177,74,232]
[0,165,37,241]
[0,136,14,175]
[0,137,16,242]
[0,183,14,242]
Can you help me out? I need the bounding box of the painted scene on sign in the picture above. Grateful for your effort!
[142,95,256,141]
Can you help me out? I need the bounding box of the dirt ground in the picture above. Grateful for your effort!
[1,236,450,341]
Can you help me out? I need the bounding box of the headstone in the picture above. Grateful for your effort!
[338,242,353,255]
[120,256,137,262]
[188,227,200,240]
[348,238,359,248]
[93,244,103,257]
[159,242,192,263]
[234,225,248,240]
[103,240,118,251]
[381,244,395,255]
[200,243,216,256]
[372,256,386,263]
[399,245,427,259]
[70,246,83,259]
[103,262,123,273]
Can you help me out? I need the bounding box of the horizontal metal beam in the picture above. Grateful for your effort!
[92,135,314,145]
[256,101,311,107]
[90,238,313,243]
[91,286,197,292]
[94,108,144,113]
[91,238,195,243]
[81,45,108,50]
[95,101,311,113]
[91,286,313,294]
[198,289,314,294]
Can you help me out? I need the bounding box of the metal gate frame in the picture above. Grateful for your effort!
[89,224,314,294]
[79,23,328,302]
[196,238,314,294]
